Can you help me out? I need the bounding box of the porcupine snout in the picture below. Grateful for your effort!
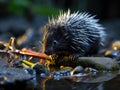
[44,47,54,55]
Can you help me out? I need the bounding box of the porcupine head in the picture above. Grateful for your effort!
[42,10,106,62]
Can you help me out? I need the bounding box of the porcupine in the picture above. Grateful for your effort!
[42,10,106,67]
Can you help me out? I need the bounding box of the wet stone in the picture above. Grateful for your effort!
[52,69,72,79]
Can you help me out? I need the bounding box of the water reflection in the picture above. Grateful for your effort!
[36,71,119,90]
[39,79,103,90]
[104,74,120,90]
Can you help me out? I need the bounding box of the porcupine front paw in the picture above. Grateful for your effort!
[49,53,81,67]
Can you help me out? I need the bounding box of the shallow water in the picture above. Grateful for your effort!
[35,76,120,90]
[0,57,120,90]
[35,71,120,90]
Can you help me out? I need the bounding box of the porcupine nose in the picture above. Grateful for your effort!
[44,46,55,55]
[44,50,49,55]
[44,49,52,55]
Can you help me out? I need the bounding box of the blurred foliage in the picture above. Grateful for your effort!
[0,0,60,17]
[0,0,88,17]
[31,4,59,16]
[7,0,31,15]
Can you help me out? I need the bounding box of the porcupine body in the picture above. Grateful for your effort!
[42,10,106,67]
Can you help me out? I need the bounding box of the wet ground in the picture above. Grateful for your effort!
[0,16,120,90]
[0,58,120,90]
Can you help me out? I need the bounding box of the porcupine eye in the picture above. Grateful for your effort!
[53,40,58,46]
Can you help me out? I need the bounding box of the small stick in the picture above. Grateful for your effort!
[20,48,51,60]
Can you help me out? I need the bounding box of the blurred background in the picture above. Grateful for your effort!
[0,0,120,49]
[0,1,120,90]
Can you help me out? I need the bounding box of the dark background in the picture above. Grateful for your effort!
[0,0,120,48]
[0,1,120,90]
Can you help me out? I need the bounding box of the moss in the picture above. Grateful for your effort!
[77,57,120,71]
